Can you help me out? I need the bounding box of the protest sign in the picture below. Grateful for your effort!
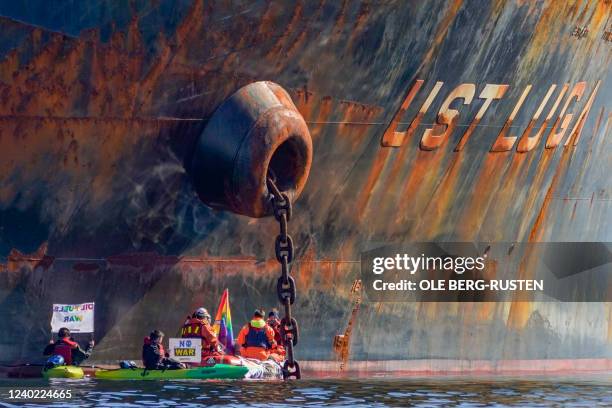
[168,338,202,363]
[50,303,95,333]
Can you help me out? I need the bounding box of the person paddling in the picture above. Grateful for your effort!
[43,327,94,366]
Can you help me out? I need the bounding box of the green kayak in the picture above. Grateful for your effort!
[95,364,248,380]
[42,365,85,379]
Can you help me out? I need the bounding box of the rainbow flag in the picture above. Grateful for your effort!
[212,289,234,354]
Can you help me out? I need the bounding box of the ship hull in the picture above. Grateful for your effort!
[0,0,610,367]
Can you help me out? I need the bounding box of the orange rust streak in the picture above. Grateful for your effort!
[508,143,575,330]
[414,0,464,74]
[515,151,556,242]
[296,244,316,290]
[476,261,499,321]
[454,154,509,239]
[479,153,536,326]
[346,1,371,49]
[566,80,601,146]
[0,34,66,115]
[381,79,425,147]
[4,243,49,272]
[394,149,445,226]
[414,154,464,239]
[528,155,572,242]
[421,83,475,151]
[255,1,280,43]
[338,101,384,150]
[133,0,206,114]
[480,153,530,241]
[455,84,509,151]
[355,149,391,219]
[331,0,350,41]
[565,105,605,197]
[265,1,304,58]
[506,301,531,330]
[338,99,384,123]
[382,82,444,192]
[491,85,532,152]
[545,82,586,148]
[126,16,144,54]
[517,84,566,153]
[285,0,326,58]
[290,87,314,119]
[309,96,335,141]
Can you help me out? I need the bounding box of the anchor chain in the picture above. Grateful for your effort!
[267,177,301,380]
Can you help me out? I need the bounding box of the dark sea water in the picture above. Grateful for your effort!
[1,375,611,407]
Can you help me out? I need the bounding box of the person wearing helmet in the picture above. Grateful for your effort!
[235,309,279,361]
[180,307,222,364]
[43,327,94,366]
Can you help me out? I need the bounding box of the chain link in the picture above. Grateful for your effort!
[267,177,301,380]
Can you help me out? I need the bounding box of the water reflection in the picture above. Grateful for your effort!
[0,375,610,407]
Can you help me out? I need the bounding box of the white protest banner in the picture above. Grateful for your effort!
[168,338,202,363]
[50,303,95,333]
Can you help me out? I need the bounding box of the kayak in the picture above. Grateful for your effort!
[42,365,85,379]
[95,364,248,380]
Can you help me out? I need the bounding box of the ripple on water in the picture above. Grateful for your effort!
[1,375,611,407]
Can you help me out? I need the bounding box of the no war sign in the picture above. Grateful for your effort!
[169,338,202,363]
[50,303,95,333]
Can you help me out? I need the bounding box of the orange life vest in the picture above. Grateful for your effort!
[181,317,205,338]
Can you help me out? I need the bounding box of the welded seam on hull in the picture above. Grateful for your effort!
[0,115,577,132]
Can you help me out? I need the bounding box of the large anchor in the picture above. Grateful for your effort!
[190,81,312,379]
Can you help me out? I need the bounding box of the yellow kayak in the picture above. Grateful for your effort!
[42,365,85,379]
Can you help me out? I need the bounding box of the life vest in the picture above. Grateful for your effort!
[243,324,272,349]
[142,336,166,356]
[53,338,77,365]
[181,318,205,338]
[142,336,166,369]
[267,317,283,344]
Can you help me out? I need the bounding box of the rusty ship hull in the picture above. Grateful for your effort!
[0,0,611,372]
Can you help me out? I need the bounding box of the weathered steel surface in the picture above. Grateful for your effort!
[0,0,610,364]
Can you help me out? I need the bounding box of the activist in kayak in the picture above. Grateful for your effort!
[38,290,287,378]
[142,330,185,370]
[180,307,224,364]
[235,309,285,362]
[140,306,284,371]
[266,309,284,346]
[43,327,94,366]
